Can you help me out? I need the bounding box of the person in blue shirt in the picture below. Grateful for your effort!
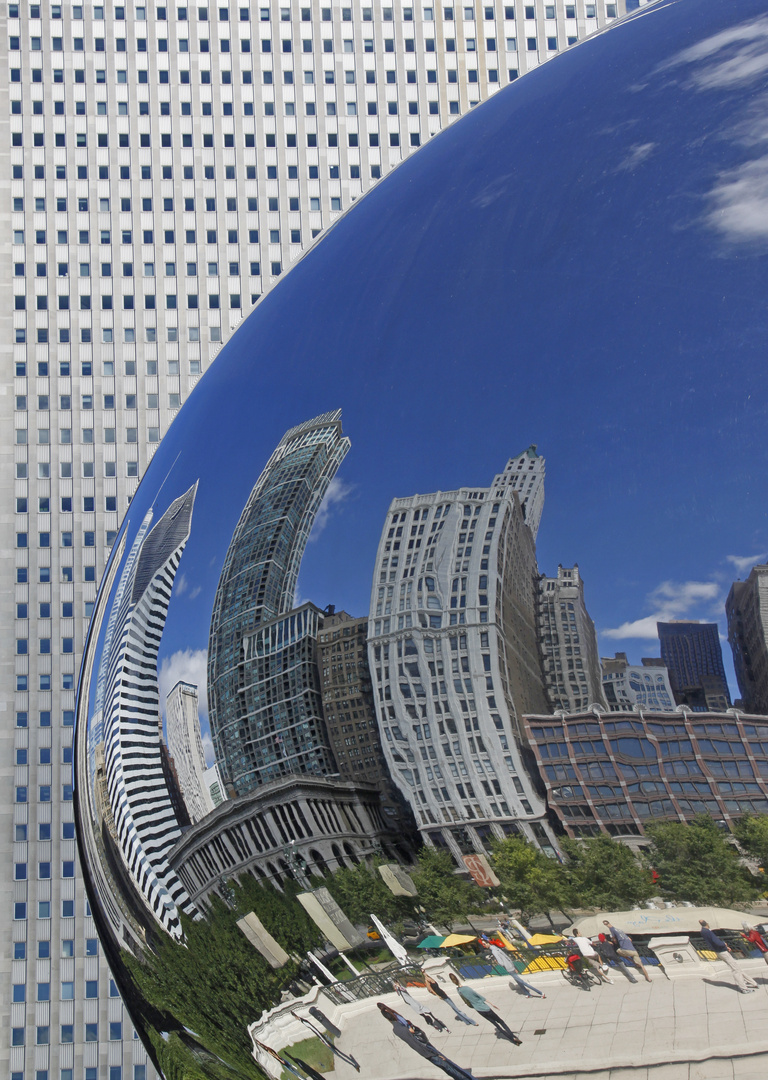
[448,974,522,1045]
[603,921,652,983]
[699,920,758,993]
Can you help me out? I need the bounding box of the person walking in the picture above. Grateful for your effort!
[478,935,546,999]
[595,932,637,983]
[741,922,768,967]
[394,981,449,1032]
[379,1009,476,1080]
[570,930,613,984]
[448,973,522,1044]
[423,972,479,1024]
[603,921,652,983]
[699,920,759,993]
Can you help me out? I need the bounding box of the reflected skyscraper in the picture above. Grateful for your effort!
[657,621,731,712]
[367,447,558,861]
[165,681,219,824]
[727,566,768,714]
[208,411,350,793]
[98,484,198,938]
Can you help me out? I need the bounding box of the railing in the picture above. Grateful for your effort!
[320,932,760,1003]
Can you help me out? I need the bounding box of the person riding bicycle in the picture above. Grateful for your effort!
[568,930,614,984]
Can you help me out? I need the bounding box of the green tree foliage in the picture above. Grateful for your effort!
[321,860,416,926]
[733,814,768,878]
[559,835,654,911]
[409,847,486,929]
[644,815,760,907]
[122,880,326,1080]
[489,835,570,923]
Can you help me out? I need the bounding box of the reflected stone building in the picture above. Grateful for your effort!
[317,608,411,828]
[601,653,676,712]
[169,775,393,909]
[97,485,198,938]
[727,565,768,714]
[524,708,768,840]
[368,448,558,861]
[208,412,350,795]
[537,565,605,712]
[657,621,731,712]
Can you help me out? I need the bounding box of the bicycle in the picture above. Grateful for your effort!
[562,956,602,991]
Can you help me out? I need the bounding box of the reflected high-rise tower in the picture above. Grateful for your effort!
[208,411,350,793]
[98,484,198,939]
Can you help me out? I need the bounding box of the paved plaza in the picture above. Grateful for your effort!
[271,960,768,1080]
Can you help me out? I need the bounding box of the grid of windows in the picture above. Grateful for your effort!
[5,0,647,1074]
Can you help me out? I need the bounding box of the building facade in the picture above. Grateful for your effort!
[168,774,393,908]
[367,448,558,863]
[524,708,768,840]
[727,565,768,714]
[207,411,349,791]
[95,485,198,940]
[2,3,650,1079]
[601,652,675,712]
[657,620,731,712]
[317,608,413,830]
[165,680,219,825]
[537,564,605,712]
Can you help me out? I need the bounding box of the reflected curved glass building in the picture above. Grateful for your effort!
[208,411,350,794]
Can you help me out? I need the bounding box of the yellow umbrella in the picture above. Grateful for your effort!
[440,934,477,948]
[527,933,564,946]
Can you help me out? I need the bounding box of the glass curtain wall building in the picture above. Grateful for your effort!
[2,3,648,1079]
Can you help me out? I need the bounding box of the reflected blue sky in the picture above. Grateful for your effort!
[91,0,768,721]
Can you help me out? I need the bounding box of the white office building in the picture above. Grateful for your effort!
[165,680,218,825]
[367,448,560,862]
[2,2,648,1078]
[537,564,606,713]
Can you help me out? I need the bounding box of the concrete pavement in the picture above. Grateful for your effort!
[261,959,768,1080]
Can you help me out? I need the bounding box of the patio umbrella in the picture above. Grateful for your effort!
[417,935,447,949]
[440,934,477,948]
[527,933,563,946]
[369,913,410,966]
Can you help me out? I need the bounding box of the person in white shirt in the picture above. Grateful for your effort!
[570,930,613,984]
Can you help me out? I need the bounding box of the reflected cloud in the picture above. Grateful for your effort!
[307,476,354,543]
[726,552,768,574]
[159,648,209,720]
[616,141,656,171]
[660,15,768,89]
[603,579,722,639]
[705,153,768,242]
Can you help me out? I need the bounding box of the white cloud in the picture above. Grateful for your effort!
[307,477,354,543]
[616,142,656,172]
[200,730,215,768]
[705,154,768,243]
[173,573,202,601]
[158,648,209,719]
[603,579,721,640]
[659,17,768,90]
[726,552,768,574]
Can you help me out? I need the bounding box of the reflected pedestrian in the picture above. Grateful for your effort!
[394,981,449,1031]
[699,920,758,993]
[603,921,652,983]
[253,1039,304,1080]
[570,929,613,984]
[741,922,768,967]
[423,971,479,1025]
[291,1011,361,1072]
[378,1007,476,1080]
[595,932,637,983]
[478,934,546,999]
[448,973,522,1044]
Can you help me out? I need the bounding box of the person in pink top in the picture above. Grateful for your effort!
[741,922,768,966]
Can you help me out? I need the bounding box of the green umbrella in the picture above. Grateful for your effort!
[417,935,447,949]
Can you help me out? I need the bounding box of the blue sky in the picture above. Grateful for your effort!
[89,0,768,721]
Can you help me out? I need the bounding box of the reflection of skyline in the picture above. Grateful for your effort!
[97,484,199,939]
[208,411,350,796]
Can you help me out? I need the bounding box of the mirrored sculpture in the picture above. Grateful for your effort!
[75,1,768,1076]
